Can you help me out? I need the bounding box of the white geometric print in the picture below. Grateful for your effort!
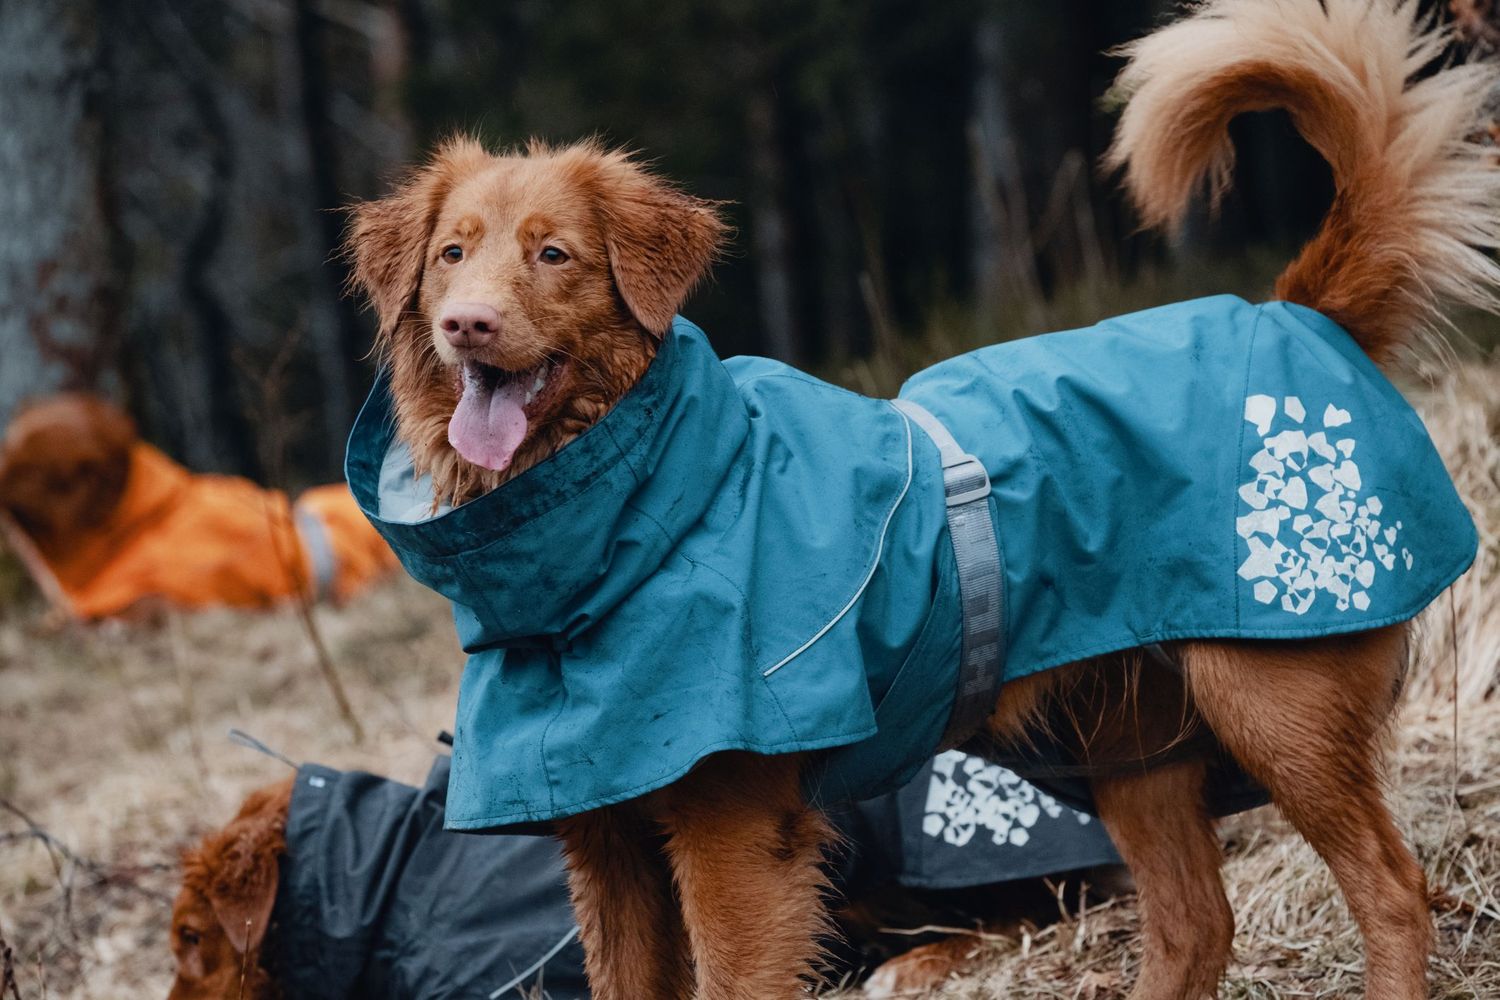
[1237,394,1410,615]
[921,750,1092,848]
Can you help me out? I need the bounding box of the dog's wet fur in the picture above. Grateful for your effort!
[345,139,726,507]
[335,2,1500,997]
[166,780,289,1000]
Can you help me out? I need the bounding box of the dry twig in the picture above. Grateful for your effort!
[238,328,365,744]
[0,799,170,909]
[1,925,23,1000]
[0,512,74,622]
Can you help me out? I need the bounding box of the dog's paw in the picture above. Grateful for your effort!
[862,937,980,998]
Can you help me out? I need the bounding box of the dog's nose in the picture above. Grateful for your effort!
[438,303,500,349]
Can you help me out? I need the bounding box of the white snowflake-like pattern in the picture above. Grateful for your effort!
[921,750,1092,848]
[1237,394,1411,615]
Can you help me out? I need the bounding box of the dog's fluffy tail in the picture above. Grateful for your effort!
[1106,0,1500,364]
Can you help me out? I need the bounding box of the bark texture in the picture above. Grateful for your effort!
[0,0,117,424]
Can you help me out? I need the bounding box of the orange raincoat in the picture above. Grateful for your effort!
[37,443,396,619]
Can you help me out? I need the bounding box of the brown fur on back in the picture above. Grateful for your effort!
[1106,0,1500,363]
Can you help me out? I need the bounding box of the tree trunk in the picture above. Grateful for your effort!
[0,0,118,424]
[810,101,862,360]
[745,87,800,363]
[968,7,1041,326]
[293,0,372,465]
[140,3,264,476]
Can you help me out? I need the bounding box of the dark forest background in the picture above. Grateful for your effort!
[8,0,1474,486]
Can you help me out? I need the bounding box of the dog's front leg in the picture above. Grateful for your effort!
[556,802,694,1000]
[654,751,834,1000]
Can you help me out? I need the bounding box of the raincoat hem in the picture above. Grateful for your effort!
[443,729,878,830]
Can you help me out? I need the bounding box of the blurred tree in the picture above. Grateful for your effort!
[140,1,263,476]
[0,0,122,427]
[0,0,1370,484]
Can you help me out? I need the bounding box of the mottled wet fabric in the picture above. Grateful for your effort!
[268,752,1122,998]
[349,319,960,826]
[270,757,587,1000]
[346,296,1475,829]
[902,296,1474,677]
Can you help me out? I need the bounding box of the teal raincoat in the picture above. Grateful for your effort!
[347,295,1476,830]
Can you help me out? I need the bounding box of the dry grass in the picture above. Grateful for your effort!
[0,577,463,998]
[0,354,1494,999]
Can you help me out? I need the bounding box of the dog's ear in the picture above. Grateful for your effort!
[203,783,290,956]
[73,395,136,511]
[345,136,490,341]
[596,156,729,336]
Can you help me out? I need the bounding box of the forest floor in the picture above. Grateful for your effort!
[0,358,1495,1000]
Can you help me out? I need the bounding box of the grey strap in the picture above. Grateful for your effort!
[489,926,581,999]
[226,728,300,770]
[294,505,337,601]
[1143,642,1182,675]
[891,399,1006,748]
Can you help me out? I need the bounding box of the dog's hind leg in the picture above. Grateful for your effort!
[556,803,695,1000]
[1183,626,1430,1000]
[654,751,835,1000]
[990,657,1233,997]
[1093,758,1233,1000]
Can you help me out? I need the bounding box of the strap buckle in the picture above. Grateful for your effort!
[890,397,1008,750]
[942,454,991,507]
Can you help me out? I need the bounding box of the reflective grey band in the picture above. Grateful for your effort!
[891,399,1006,749]
[226,728,300,770]
[489,925,581,999]
[295,505,337,601]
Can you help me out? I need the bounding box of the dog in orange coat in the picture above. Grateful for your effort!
[0,393,396,619]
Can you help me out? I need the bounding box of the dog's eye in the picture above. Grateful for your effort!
[441,245,464,263]
[179,928,201,947]
[539,246,568,265]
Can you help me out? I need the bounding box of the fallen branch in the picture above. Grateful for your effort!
[239,327,364,745]
[0,798,171,909]
[0,512,76,622]
[1,924,22,1000]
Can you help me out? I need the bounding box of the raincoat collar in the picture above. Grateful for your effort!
[346,320,751,645]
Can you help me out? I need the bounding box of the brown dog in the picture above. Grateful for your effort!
[0,394,137,556]
[0,393,396,618]
[342,2,1495,997]
[167,780,290,1000]
[164,768,1105,999]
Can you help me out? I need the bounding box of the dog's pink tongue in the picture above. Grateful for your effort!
[448,373,528,472]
